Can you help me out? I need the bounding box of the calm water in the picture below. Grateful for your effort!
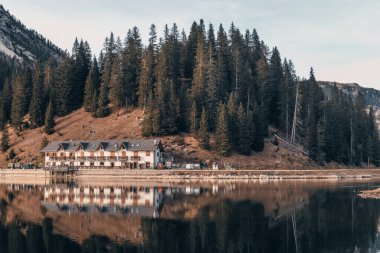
[0,180,380,253]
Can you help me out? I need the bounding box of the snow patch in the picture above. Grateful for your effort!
[0,39,20,59]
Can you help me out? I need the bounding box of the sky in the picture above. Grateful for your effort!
[2,0,380,89]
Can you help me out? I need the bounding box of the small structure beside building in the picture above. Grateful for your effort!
[41,139,164,169]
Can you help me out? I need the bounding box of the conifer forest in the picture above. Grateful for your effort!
[0,20,379,166]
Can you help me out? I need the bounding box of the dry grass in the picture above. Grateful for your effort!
[0,108,144,166]
[0,107,310,168]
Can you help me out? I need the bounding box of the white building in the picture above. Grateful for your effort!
[41,139,164,169]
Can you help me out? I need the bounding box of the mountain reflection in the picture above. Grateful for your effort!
[0,181,379,253]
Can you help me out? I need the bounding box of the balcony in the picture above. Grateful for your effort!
[130,156,140,161]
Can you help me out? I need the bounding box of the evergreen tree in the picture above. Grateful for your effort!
[265,47,283,127]
[138,25,157,110]
[96,80,110,117]
[227,94,238,150]
[237,104,251,155]
[251,104,265,152]
[84,57,100,112]
[109,54,124,109]
[216,24,230,100]
[71,39,91,109]
[23,67,33,114]
[191,30,207,106]
[190,101,198,133]
[44,99,55,135]
[10,75,25,130]
[123,27,143,107]
[29,63,46,128]
[198,107,210,150]
[1,128,9,153]
[215,103,231,156]
[0,78,13,128]
[55,56,74,116]
[90,91,98,117]
[142,91,155,136]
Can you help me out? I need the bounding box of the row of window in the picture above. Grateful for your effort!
[47,151,151,157]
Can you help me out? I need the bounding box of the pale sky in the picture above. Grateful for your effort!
[2,0,380,89]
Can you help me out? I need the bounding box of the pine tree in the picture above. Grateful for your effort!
[70,39,92,109]
[216,24,230,100]
[215,103,231,156]
[0,78,13,128]
[191,31,207,106]
[123,27,143,107]
[265,47,283,127]
[237,104,251,155]
[1,128,9,153]
[10,75,25,130]
[8,148,16,160]
[29,63,46,128]
[90,91,98,117]
[198,107,210,150]
[142,91,154,136]
[55,56,73,116]
[189,101,198,133]
[206,24,219,131]
[84,57,100,112]
[23,67,33,114]
[109,55,124,109]
[96,80,110,117]
[44,100,55,135]
[251,104,265,152]
[227,94,238,150]
[138,24,157,110]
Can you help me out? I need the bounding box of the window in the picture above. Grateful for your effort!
[121,151,126,157]
[90,152,94,157]
[81,151,85,157]
[69,152,74,157]
[111,152,115,157]
[134,151,138,156]
[146,151,150,156]
[100,151,104,157]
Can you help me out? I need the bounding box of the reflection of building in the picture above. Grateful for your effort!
[42,186,163,217]
[41,139,164,169]
[40,184,210,218]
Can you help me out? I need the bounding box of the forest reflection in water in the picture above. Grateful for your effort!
[0,180,379,253]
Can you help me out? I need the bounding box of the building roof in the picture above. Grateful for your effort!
[41,139,164,152]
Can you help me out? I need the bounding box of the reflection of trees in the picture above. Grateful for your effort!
[0,188,379,253]
[141,189,380,253]
[294,190,380,253]
[0,218,81,253]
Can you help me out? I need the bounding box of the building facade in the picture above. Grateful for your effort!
[41,139,164,169]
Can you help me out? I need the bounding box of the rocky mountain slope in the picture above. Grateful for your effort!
[0,4,62,62]
[319,81,380,108]
[319,81,380,129]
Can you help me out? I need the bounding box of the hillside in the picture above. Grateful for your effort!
[0,4,62,61]
[0,108,312,169]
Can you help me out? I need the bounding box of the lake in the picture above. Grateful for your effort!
[0,179,379,253]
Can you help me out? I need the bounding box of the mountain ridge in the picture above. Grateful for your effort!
[0,4,62,62]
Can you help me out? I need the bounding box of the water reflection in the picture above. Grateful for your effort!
[0,181,379,252]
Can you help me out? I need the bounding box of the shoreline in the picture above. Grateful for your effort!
[0,168,379,181]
